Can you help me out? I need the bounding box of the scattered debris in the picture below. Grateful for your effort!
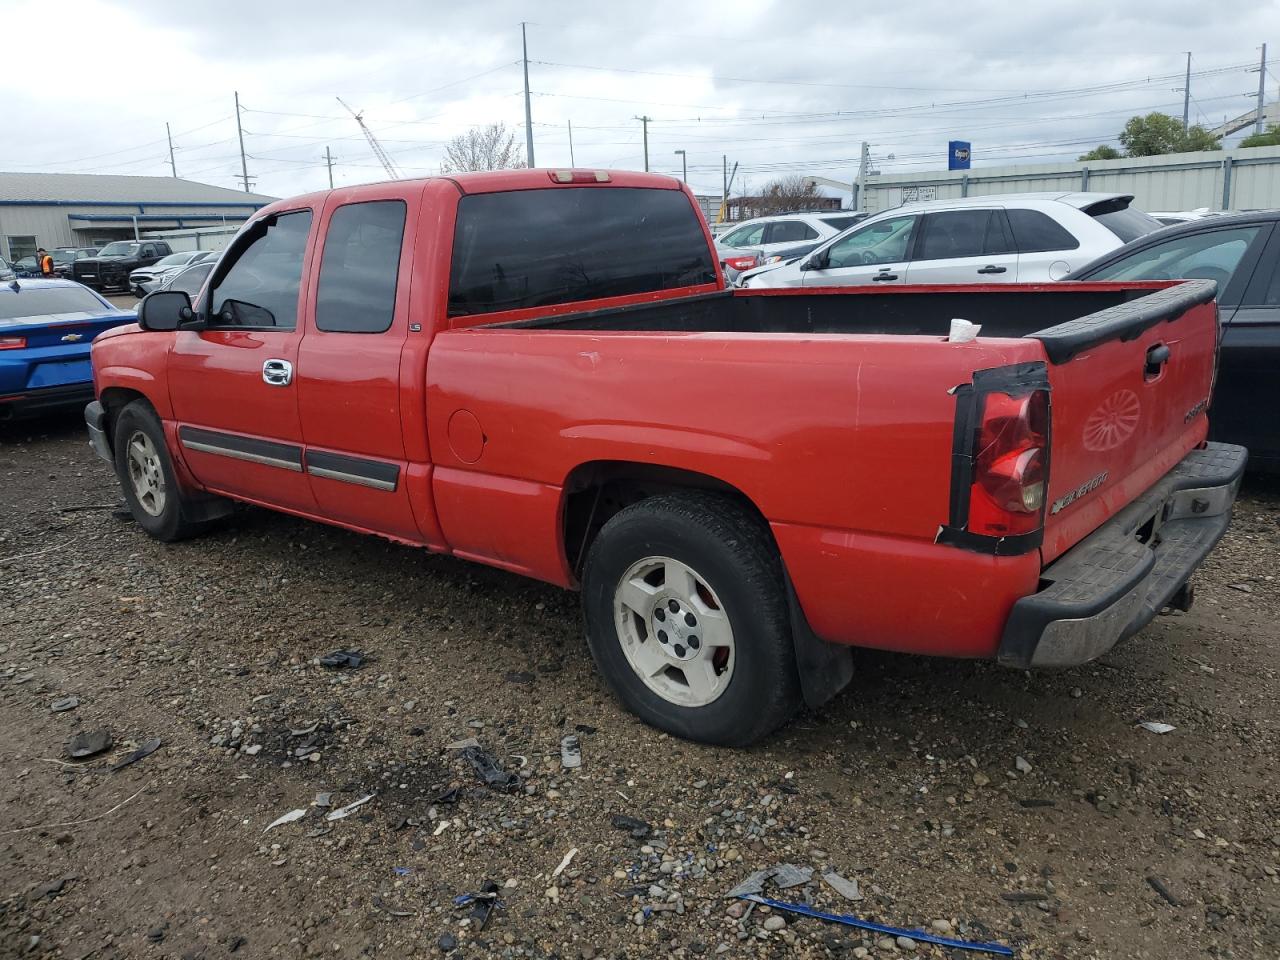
[552,847,578,878]
[560,734,582,769]
[574,723,597,735]
[318,650,365,669]
[289,722,320,737]
[999,891,1043,903]
[725,863,814,898]
[393,866,413,876]
[821,870,863,901]
[264,809,306,833]
[33,877,75,900]
[433,787,461,804]
[504,671,535,684]
[50,697,79,713]
[740,895,1013,957]
[454,881,501,930]
[1014,756,1033,774]
[609,813,652,840]
[111,738,162,772]
[446,737,481,751]
[1146,874,1182,907]
[227,934,247,953]
[67,730,112,760]
[459,746,520,792]
[326,794,375,821]
[3,785,147,835]
[371,894,415,917]
[1138,721,1176,734]
[313,792,333,808]
[437,933,458,952]
[1227,582,1253,593]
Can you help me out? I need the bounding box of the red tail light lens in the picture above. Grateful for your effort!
[723,255,758,272]
[968,390,1049,536]
[0,336,27,350]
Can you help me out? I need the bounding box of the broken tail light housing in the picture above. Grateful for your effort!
[968,390,1049,537]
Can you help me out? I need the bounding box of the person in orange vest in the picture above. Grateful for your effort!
[36,248,54,277]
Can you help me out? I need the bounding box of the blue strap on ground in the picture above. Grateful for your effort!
[742,895,1014,957]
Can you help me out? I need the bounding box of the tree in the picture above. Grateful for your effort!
[1119,112,1221,157]
[751,176,820,216]
[1078,145,1121,161]
[1239,124,1280,148]
[441,123,524,173]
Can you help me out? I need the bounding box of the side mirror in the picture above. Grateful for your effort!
[137,290,194,331]
[801,252,828,272]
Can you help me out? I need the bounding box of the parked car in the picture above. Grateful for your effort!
[1148,208,1221,227]
[71,239,173,291]
[741,193,1162,288]
[0,257,14,281]
[149,258,216,298]
[51,247,99,279]
[87,170,1240,746]
[129,250,215,297]
[1068,210,1280,472]
[716,211,867,279]
[0,279,136,418]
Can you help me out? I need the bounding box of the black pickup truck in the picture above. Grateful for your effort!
[71,240,172,292]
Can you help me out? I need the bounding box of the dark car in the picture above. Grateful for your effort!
[71,239,172,291]
[51,247,99,279]
[1068,210,1280,472]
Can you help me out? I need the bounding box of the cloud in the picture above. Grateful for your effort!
[5,0,1272,199]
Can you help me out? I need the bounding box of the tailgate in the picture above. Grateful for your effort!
[1034,280,1219,563]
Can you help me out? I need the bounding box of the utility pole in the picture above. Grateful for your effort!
[166,122,177,178]
[568,119,575,167]
[234,91,251,193]
[1182,52,1191,132]
[635,116,651,171]
[324,146,335,189]
[521,23,536,167]
[721,155,727,216]
[674,149,686,183]
[1256,43,1268,136]
[855,141,869,211]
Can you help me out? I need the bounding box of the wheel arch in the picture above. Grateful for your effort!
[97,386,151,456]
[560,459,854,711]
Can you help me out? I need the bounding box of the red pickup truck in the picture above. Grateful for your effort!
[85,170,1245,745]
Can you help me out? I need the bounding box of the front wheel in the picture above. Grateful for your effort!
[581,493,801,746]
[112,400,210,542]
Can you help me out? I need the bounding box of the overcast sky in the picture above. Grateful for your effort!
[3,0,1275,199]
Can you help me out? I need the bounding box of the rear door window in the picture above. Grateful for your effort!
[207,210,313,329]
[766,220,819,243]
[917,210,994,260]
[316,200,407,333]
[448,187,715,317]
[1006,209,1080,253]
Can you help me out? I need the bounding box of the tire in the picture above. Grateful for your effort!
[112,400,209,542]
[581,493,801,746]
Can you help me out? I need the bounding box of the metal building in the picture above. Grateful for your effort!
[0,172,274,263]
[861,144,1280,215]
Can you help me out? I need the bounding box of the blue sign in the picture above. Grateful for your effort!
[948,140,971,171]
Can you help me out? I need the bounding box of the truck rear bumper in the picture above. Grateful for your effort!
[998,442,1247,669]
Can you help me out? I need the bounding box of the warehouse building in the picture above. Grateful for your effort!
[0,172,275,263]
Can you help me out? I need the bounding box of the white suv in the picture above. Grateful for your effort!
[740,193,1162,289]
[718,212,864,256]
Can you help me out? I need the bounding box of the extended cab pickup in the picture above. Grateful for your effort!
[85,170,1246,745]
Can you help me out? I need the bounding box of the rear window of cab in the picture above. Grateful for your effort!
[447,187,716,317]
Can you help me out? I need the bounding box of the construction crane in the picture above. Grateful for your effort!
[337,97,403,180]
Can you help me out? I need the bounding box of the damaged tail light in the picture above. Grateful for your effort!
[967,390,1049,537]
[723,255,758,272]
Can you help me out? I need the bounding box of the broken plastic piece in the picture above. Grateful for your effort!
[446,736,481,751]
[111,738,162,772]
[371,894,415,917]
[318,650,364,669]
[949,318,982,343]
[821,870,863,901]
[453,881,501,931]
[264,809,306,832]
[50,697,79,713]
[552,847,578,878]
[1138,721,1176,734]
[67,730,112,760]
[742,895,1013,957]
[609,813,652,839]
[724,864,813,898]
[459,746,520,792]
[560,734,582,769]
[326,794,375,821]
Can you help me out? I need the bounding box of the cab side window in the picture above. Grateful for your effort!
[315,201,407,333]
[207,210,313,329]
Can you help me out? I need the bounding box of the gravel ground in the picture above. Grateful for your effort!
[2,412,1278,960]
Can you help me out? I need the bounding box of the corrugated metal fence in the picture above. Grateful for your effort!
[862,144,1280,214]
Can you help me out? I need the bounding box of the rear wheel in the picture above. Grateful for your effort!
[112,400,210,542]
[581,493,801,746]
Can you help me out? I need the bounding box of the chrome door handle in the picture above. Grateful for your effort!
[977,264,1008,274]
[262,359,293,386]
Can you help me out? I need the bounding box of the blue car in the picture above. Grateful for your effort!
[0,278,136,419]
